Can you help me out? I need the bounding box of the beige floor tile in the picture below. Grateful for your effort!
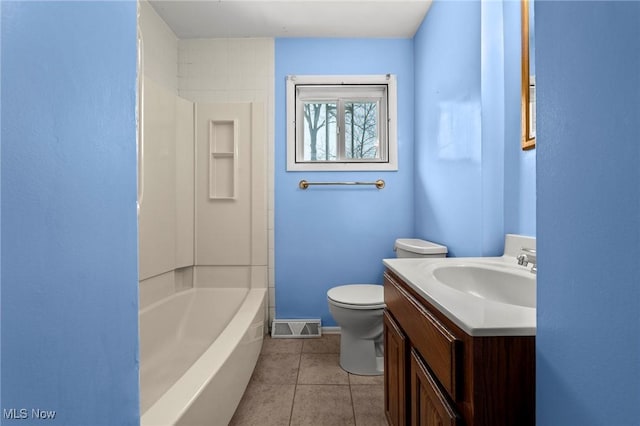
[229,381,295,426]
[298,353,349,385]
[290,385,355,426]
[349,372,384,385]
[302,334,341,354]
[261,336,304,354]
[251,353,300,385]
[232,333,387,426]
[351,385,388,426]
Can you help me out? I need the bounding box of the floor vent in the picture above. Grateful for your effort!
[271,319,322,338]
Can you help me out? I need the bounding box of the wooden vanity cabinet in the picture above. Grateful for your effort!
[383,270,535,426]
[384,310,407,425]
[410,348,460,425]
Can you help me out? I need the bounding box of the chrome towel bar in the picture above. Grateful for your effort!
[299,179,385,190]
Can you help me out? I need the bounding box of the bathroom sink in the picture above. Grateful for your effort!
[430,263,536,308]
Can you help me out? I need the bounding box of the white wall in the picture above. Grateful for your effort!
[138,4,273,319]
[178,38,275,322]
[193,102,267,290]
[139,0,178,92]
[138,77,177,280]
[138,1,179,308]
[138,1,196,308]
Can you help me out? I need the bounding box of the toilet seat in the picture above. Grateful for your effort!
[327,284,385,310]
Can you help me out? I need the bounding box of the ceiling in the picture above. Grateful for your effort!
[148,0,433,39]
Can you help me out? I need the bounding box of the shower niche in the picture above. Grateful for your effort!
[208,119,238,200]
[139,78,266,305]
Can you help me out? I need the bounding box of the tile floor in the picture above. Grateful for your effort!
[229,334,388,426]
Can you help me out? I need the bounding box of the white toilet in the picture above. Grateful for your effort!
[327,238,447,375]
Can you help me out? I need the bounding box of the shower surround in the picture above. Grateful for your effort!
[138,2,273,423]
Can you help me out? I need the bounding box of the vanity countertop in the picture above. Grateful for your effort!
[383,256,536,337]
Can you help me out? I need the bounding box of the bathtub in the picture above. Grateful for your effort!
[140,287,266,426]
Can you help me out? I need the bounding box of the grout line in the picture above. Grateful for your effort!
[293,383,351,387]
[268,335,349,425]
[288,348,302,426]
[349,372,358,426]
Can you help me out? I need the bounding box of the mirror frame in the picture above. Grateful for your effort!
[521,0,536,150]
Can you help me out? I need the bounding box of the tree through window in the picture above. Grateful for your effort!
[287,75,398,171]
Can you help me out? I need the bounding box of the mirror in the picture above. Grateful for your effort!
[521,0,536,150]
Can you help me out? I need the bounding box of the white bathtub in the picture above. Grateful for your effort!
[140,287,265,426]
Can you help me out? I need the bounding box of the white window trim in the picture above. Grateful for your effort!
[286,74,398,171]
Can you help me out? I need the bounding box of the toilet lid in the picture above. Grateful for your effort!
[327,284,384,308]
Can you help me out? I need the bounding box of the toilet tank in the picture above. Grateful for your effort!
[394,238,447,258]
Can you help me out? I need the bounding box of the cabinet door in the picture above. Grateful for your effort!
[410,350,460,426]
[384,273,461,399]
[384,311,407,426]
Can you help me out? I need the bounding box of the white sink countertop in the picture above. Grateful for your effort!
[383,254,536,337]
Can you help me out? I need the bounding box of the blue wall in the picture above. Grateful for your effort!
[274,2,536,323]
[413,1,483,257]
[0,0,3,410]
[536,1,640,424]
[1,2,139,425]
[503,0,536,238]
[413,0,534,257]
[479,0,506,255]
[274,39,414,325]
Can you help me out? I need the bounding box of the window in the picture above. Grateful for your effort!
[286,75,398,171]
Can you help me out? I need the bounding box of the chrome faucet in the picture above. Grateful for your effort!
[517,247,537,274]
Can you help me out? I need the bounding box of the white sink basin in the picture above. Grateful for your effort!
[383,234,537,336]
[430,263,536,308]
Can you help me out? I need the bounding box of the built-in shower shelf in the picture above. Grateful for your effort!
[209,120,238,200]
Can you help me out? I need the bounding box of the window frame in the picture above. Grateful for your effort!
[286,75,398,171]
